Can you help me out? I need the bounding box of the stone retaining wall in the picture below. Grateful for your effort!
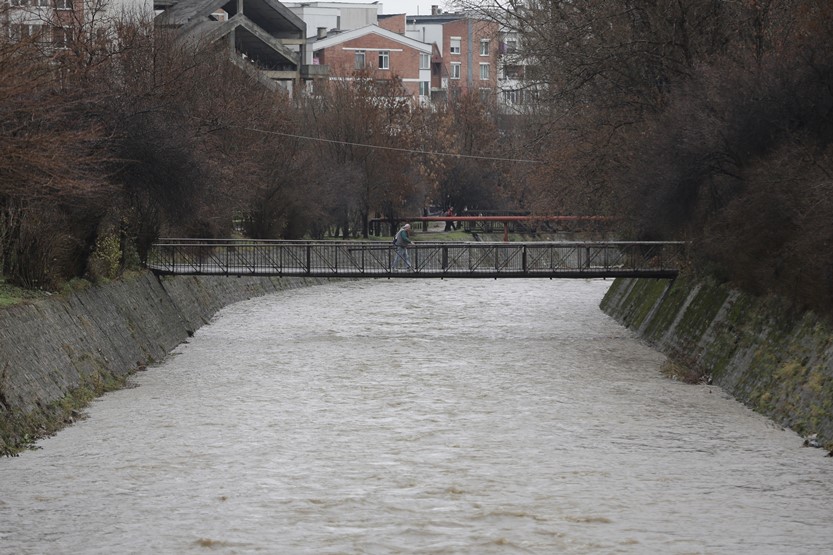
[9,272,830,454]
[0,273,332,454]
[601,276,833,448]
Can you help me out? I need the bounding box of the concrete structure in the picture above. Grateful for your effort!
[602,275,833,449]
[155,0,325,94]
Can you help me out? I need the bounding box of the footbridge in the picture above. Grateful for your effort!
[146,239,684,279]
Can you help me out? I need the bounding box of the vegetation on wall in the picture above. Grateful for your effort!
[602,276,833,448]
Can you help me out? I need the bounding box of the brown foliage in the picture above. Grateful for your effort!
[462,0,833,311]
[0,37,111,203]
[300,73,424,237]
[701,141,833,309]
[423,92,505,212]
[0,27,114,286]
[0,5,534,286]
[617,0,833,310]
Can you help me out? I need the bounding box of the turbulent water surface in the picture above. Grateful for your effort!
[1,279,831,554]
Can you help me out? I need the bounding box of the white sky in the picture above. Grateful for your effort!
[379,0,451,15]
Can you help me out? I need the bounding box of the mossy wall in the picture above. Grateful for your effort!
[601,276,833,448]
[0,273,333,455]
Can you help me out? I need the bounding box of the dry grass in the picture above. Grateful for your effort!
[0,277,50,308]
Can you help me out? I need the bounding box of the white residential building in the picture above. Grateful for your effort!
[282,1,380,37]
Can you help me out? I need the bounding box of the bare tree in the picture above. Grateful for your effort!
[0,24,114,286]
[302,71,422,238]
[453,0,794,217]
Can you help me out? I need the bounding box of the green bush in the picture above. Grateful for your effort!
[87,233,122,282]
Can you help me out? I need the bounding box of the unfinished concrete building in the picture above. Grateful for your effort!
[155,0,327,94]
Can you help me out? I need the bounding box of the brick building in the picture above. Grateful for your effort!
[288,3,499,104]
[311,25,432,102]
[404,8,499,101]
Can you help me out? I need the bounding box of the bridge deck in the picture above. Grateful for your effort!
[146,240,684,279]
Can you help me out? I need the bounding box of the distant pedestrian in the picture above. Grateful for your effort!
[444,207,456,231]
[392,223,414,271]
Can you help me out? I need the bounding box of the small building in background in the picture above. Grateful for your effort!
[404,6,499,103]
[311,24,432,103]
[288,2,500,105]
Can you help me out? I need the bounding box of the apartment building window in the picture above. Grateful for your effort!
[419,81,430,96]
[505,38,517,54]
[56,0,73,8]
[503,89,524,105]
[479,63,489,80]
[419,52,430,70]
[480,40,489,56]
[378,50,389,70]
[10,0,28,6]
[503,64,524,80]
[34,0,50,6]
[450,62,461,80]
[450,37,461,55]
[53,27,71,48]
[355,50,366,69]
[11,23,47,42]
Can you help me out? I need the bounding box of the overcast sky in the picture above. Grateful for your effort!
[378,0,451,16]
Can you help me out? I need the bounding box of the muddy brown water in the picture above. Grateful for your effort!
[1,280,831,554]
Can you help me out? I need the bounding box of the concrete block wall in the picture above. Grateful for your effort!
[0,273,332,454]
[601,276,833,448]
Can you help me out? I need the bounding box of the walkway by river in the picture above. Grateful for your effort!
[1,280,831,554]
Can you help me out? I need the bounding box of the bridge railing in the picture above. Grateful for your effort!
[146,239,686,278]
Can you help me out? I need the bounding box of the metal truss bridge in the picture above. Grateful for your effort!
[146,239,684,279]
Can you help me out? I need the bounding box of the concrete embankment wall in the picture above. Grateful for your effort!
[0,273,332,454]
[601,276,833,448]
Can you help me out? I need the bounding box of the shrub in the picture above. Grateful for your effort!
[87,232,122,282]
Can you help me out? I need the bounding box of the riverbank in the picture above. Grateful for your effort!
[601,275,833,450]
[0,272,334,456]
[5,272,830,456]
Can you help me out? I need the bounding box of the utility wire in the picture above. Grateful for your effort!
[211,120,543,164]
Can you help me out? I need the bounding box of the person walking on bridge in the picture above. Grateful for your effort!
[392,223,414,271]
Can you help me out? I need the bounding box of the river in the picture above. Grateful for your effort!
[1,279,831,554]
